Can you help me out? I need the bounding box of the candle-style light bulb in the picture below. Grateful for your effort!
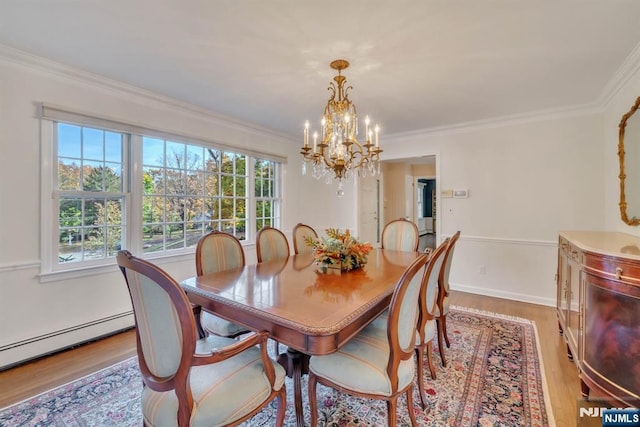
[313,131,318,153]
[304,120,310,147]
[369,129,373,144]
[365,115,370,140]
[375,125,380,147]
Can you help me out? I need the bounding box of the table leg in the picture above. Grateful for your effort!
[277,348,310,427]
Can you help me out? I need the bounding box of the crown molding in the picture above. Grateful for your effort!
[385,102,602,141]
[598,40,640,109]
[0,43,296,143]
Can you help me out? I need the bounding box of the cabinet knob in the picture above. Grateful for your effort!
[615,267,623,279]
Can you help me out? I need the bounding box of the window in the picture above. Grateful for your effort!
[43,112,282,274]
[56,123,127,265]
[255,158,280,230]
[141,138,248,253]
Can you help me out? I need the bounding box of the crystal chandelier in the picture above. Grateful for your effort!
[301,59,382,196]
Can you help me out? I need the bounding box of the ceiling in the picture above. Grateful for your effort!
[2,1,640,141]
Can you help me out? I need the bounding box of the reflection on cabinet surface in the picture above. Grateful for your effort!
[557,231,640,407]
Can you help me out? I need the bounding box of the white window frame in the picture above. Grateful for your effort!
[39,105,284,282]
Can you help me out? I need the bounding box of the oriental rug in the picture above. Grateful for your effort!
[0,307,555,426]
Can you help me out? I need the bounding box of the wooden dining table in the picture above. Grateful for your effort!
[180,248,422,427]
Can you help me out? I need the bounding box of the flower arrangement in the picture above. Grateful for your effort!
[305,228,373,272]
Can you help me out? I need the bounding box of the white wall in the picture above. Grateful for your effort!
[0,48,358,368]
[382,113,606,306]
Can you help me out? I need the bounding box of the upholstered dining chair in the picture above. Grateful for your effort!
[256,226,290,354]
[434,230,461,367]
[195,231,249,338]
[116,250,286,427]
[292,222,318,255]
[256,226,290,262]
[414,237,449,409]
[308,253,429,427]
[381,218,420,252]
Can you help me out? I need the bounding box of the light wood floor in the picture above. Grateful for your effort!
[0,292,580,426]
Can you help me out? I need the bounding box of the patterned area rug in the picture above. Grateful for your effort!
[0,307,554,426]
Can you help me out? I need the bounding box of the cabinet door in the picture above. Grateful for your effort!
[582,273,640,402]
[557,249,569,331]
[566,255,581,359]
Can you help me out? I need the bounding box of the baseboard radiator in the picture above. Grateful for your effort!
[0,311,134,371]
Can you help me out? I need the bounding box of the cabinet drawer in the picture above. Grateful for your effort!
[559,237,581,262]
[584,253,640,284]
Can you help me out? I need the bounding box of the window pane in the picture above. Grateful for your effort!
[236,154,246,175]
[166,141,185,168]
[58,123,81,158]
[82,161,104,191]
[205,173,219,196]
[186,171,203,195]
[186,145,204,170]
[58,159,81,191]
[221,175,234,196]
[144,167,164,194]
[205,149,220,173]
[221,152,234,174]
[82,127,104,161]
[143,137,165,167]
[236,175,246,197]
[105,132,122,163]
[104,163,123,192]
[166,169,185,194]
[220,198,234,219]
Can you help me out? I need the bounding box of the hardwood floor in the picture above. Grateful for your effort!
[0,292,581,426]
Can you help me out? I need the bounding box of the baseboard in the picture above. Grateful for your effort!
[0,311,134,370]
[451,283,556,308]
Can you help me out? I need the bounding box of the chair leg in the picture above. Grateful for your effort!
[442,315,451,348]
[273,340,280,356]
[386,397,398,427]
[414,346,427,410]
[406,385,419,427]
[436,319,447,367]
[274,388,287,427]
[308,373,319,427]
[426,341,436,380]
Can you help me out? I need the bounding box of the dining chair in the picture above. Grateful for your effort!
[292,222,318,255]
[256,226,290,354]
[381,218,420,252]
[195,231,249,338]
[415,237,449,409]
[308,253,429,427]
[116,250,286,427]
[256,226,290,262]
[434,230,461,367]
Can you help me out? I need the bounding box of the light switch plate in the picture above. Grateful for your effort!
[441,189,453,198]
[453,189,469,198]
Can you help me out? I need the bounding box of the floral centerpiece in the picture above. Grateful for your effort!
[305,228,373,272]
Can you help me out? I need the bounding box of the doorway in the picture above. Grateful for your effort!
[375,155,438,251]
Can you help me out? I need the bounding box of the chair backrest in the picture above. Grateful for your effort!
[195,231,245,275]
[117,250,195,391]
[385,252,429,390]
[292,223,318,255]
[439,230,461,296]
[417,238,450,335]
[381,218,419,252]
[256,226,290,262]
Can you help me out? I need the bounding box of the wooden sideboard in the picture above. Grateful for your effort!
[557,231,640,406]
